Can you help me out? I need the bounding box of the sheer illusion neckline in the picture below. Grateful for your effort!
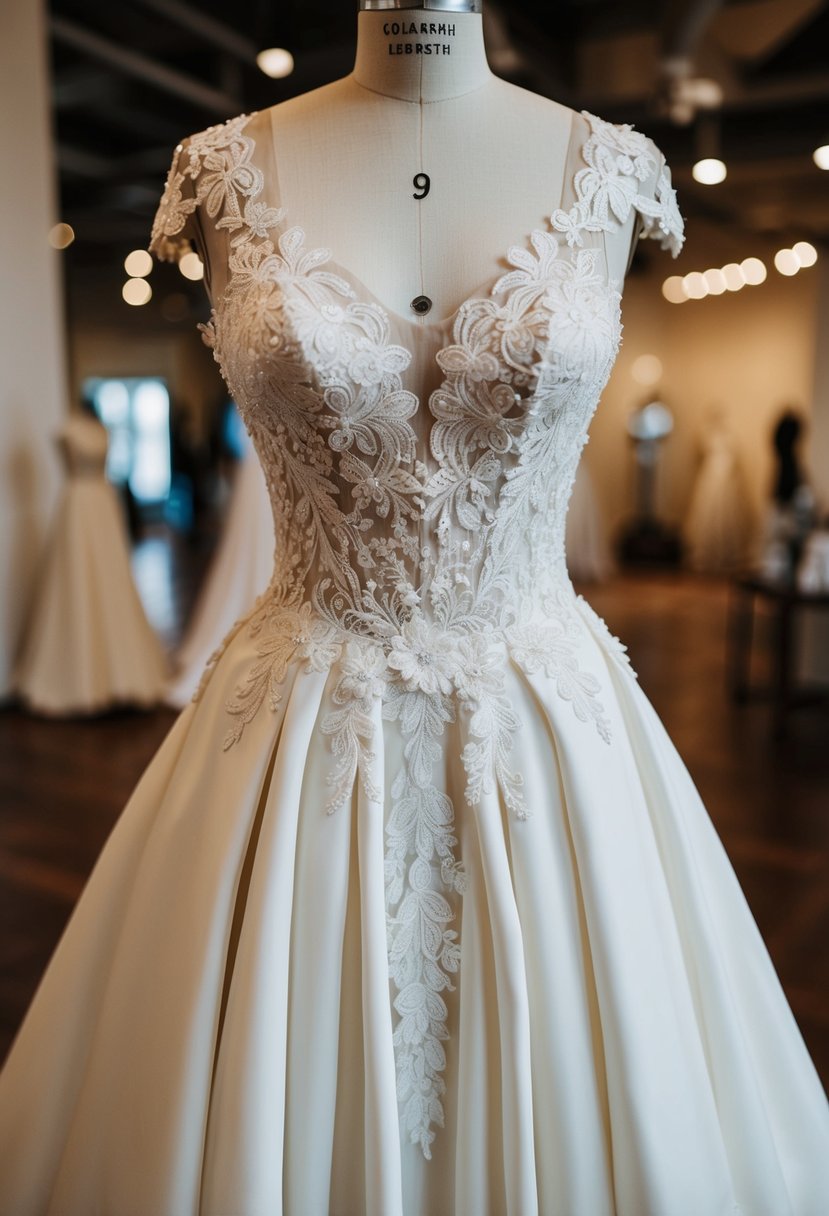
[266,105,578,333]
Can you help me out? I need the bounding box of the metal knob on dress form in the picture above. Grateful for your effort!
[411,294,433,315]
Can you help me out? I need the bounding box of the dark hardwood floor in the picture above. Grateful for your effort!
[1,564,827,1098]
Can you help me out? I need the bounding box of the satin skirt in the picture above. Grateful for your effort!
[1,603,828,1216]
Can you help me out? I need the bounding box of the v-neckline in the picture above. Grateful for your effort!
[265,105,578,335]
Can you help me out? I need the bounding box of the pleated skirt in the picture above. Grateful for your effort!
[1,604,828,1216]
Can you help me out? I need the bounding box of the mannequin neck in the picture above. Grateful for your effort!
[352,10,493,103]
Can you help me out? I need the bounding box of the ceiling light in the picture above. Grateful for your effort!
[740,257,767,286]
[682,271,708,300]
[48,222,75,249]
[692,157,727,185]
[122,278,152,306]
[721,263,745,291]
[256,48,294,79]
[813,145,829,170]
[178,252,204,281]
[661,275,687,304]
[792,241,818,268]
[774,249,800,276]
[124,249,152,278]
[703,268,727,295]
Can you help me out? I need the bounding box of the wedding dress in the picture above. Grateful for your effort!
[1,106,828,1216]
[11,412,168,714]
[565,460,614,582]
[166,432,274,708]
[685,420,752,573]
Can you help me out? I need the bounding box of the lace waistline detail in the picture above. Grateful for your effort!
[194,576,634,1161]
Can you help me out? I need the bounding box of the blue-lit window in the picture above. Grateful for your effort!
[85,377,171,504]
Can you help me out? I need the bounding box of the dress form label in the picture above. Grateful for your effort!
[384,21,456,56]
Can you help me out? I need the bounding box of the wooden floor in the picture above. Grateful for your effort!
[1,566,828,1097]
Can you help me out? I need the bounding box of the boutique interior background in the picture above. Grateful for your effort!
[1,0,829,1078]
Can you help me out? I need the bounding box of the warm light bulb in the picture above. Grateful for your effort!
[774,249,800,277]
[813,145,829,170]
[661,276,687,304]
[692,158,727,185]
[703,268,727,295]
[178,251,204,281]
[721,263,745,291]
[256,47,294,78]
[683,271,708,300]
[48,222,75,249]
[740,257,767,286]
[792,241,818,268]
[122,278,152,306]
[124,249,152,277]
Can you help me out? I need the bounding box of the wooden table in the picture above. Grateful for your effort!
[727,575,829,739]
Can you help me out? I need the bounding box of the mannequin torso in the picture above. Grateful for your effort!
[269,12,580,323]
[186,11,651,322]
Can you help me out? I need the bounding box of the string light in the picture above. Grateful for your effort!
[692,158,727,185]
[256,48,294,78]
[740,257,767,285]
[48,223,75,249]
[813,145,829,170]
[124,249,152,277]
[722,263,745,291]
[178,252,204,281]
[122,278,152,306]
[661,276,687,303]
[792,241,818,268]
[774,249,800,276]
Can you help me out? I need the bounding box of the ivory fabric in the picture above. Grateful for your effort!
[11,413,168,714]
[167,436,274,708]
[1,106,828,1216]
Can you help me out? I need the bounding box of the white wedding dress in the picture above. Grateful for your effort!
[12,412,168,714]
[166,434,274,708]
[1,106,828,1216]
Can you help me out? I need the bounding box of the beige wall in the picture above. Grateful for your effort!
[0,0,68,694]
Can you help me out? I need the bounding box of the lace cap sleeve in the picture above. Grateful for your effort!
[148,137,199,263]
[634,142,685,259]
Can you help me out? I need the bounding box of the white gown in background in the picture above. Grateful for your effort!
[685,418,752,573]
[1,108,828,1216]
[565,459,614,582]
[12,412,168,714]
[166,434,274,708]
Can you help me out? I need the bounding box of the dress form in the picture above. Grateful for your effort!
[253,6,638,323]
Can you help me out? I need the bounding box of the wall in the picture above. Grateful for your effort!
[0,0,68,693]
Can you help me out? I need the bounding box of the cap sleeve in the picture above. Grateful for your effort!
[633,143,685,259]
[148,137,199,263]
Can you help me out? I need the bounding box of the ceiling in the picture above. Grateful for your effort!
[49,0,829,286]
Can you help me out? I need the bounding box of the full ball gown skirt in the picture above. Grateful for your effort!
[2,105,829,1215]
[12,414,168,714]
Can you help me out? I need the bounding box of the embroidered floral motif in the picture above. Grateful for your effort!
[150,106,684,1160]
[551,110,685,257]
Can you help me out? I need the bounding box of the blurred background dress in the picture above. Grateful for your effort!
[684,414,751,573]
[12,411,168,714]
[166,431,274,708]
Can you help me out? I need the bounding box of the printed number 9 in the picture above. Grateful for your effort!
[413,173,430,200]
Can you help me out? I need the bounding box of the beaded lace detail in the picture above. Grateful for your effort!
[150,106,683,1158]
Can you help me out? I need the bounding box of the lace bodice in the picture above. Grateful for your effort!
[150,102,683,1159]
[150,106,681,651]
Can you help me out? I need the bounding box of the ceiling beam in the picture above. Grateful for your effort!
[128,0,258,63]
[51,14,240,114]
